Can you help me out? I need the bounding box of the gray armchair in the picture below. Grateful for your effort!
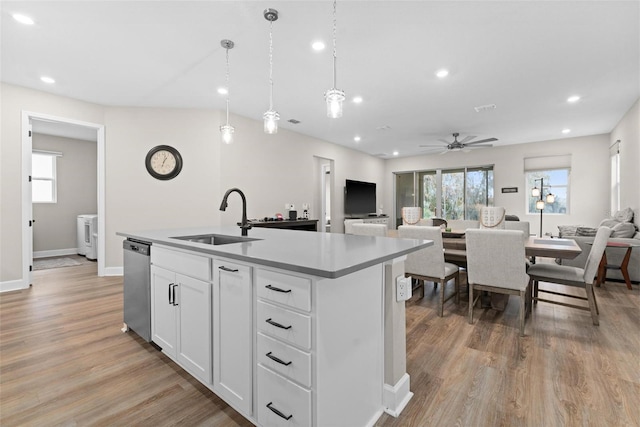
[398,226,460,316]
[466,229,531,336]
[527,226,612,326]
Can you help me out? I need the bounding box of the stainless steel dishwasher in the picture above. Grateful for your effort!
[123,239,151,342]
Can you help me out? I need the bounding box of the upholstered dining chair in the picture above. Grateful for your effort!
[398,226,460,316]
[466,229,531,336]
[350,223,387,237]
[401,207,422,225]
[344,219,364,234]
[479,206,506,229]
[527,226,611,326]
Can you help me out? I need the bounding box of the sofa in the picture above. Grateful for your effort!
[555,208,639,283]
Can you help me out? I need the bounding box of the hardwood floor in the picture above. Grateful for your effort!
[1,264,638,426]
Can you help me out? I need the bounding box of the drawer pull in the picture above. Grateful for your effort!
[218,266,239,273]
[266,351,292,366]
[265,318,292,330]
[265,284,292,293]
[266,402,293,420]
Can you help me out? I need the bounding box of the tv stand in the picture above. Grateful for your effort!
[344,215,389,228]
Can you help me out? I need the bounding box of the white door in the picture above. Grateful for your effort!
[27,123,33,284]
[213,260,253,415]
[151,266,177,358]
[177,273,212,384]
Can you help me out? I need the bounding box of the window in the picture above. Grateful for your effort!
[32,151,60,203]
[525,169,570,214]
[394,165,494,225]
[610,141,620,214]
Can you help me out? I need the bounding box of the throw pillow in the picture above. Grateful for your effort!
[610,222,637,238]
[557,225,579,237]
[576,226,598,237]
[599,219,620,228]
[613,207,634,223]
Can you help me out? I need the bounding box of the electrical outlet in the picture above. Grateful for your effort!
[289,203,295,210]
[396,276,412,302]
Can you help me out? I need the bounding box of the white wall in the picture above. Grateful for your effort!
[610,98,639,226]
[383,134,611,237]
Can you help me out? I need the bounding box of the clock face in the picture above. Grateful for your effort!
[145,145,183,180]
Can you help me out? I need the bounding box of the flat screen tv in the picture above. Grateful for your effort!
[344,179,376,215]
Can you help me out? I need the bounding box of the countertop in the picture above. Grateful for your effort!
[117,226,432,279]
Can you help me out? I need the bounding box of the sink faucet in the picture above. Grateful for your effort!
[219,188,251,236]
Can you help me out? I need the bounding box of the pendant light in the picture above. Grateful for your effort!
[325,0,345,118]
[220,39,235,144]
[263,8,279,134]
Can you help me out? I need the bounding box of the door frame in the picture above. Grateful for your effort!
[22,111,106,284]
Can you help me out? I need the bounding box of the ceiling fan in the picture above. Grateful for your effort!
[420,132,498,153]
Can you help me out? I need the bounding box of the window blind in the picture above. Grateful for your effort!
[523,154,571,171]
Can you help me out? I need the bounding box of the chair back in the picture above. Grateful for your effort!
[351,223,387,237]
[401,207,422,225]
[344,219,364,234]
[479,206,506,229]
[505,221,530,243]
[466,229,528,290]
[398,226,445,278]
[583,226,612,284]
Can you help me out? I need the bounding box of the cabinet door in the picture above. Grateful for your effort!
[176,273,212,384]
[213,260,253,416]
[151,266,177,359]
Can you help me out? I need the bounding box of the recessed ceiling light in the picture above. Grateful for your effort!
[312,41,325,51]
[393,151,399,156]
[352,96,363,104]
[567,95,580,103]
[217,87,228,95]
[12,13,34,25]
[40,76,55,84]
[354,136,361,142]
[436,69,449,78]
[562,128,571,134]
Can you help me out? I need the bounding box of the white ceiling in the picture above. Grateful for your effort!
[2,1,638,157]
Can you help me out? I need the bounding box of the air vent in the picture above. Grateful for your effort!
[474,104,496,113]
[376,125,392,131]
[287,119,301,124]
[373,153,388,157]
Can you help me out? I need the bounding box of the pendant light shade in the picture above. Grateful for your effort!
[546,193,555,204]
[325,0,345,118]
[219,39,235,144]
[531,186,541,198]
[263,8,279,134]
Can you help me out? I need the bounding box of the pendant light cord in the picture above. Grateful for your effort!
[269,19,274,111]
[225,47,230,125]
[332,0,338,88]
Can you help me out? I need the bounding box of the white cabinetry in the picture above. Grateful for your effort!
[151,247,212,385]
[212,260,253,417]
[363,217,389,226]
[256,265,383,427]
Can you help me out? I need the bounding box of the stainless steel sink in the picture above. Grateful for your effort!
[170,234,262,245]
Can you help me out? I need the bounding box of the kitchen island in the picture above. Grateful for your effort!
[117,226,431,427]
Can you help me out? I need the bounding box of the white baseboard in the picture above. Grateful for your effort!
[34,248,80,259]
[383,373,413,417]
[104,266,123,276]
[0,278,29,293]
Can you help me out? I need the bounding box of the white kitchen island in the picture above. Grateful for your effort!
[117,226,431,427]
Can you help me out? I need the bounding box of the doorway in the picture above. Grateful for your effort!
[314,156,334,233]
[22,111,105,286]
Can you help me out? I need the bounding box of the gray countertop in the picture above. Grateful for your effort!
[117,226,432,279]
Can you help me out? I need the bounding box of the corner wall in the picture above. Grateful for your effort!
[610,97,639,226]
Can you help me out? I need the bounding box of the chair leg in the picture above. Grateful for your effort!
[438,279,445,317]
[455,273,460,305]
[468,283,474,324]
[421,280,425,299]
[591,284,599,315]
[585,283,599,326]
[519,290,526,337]
[533,280,539,304]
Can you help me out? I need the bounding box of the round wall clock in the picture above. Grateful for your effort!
[145,145,183,180]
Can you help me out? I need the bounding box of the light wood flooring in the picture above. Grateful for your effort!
[1,264,638,426]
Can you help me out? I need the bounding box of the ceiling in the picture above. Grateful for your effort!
[2,1,639,157]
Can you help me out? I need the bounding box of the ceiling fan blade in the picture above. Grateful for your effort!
[458,135,476,144]
[419,144,446,147]
[465,144,494,149]
[438,150,449,155]
[437,138,450,144]
[464,138,498,146]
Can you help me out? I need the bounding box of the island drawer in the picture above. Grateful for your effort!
[151,246,210,281]
[257,332,311,388]
[257,269,311,312]
[257,365,311,427]
[257,301,311,350]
